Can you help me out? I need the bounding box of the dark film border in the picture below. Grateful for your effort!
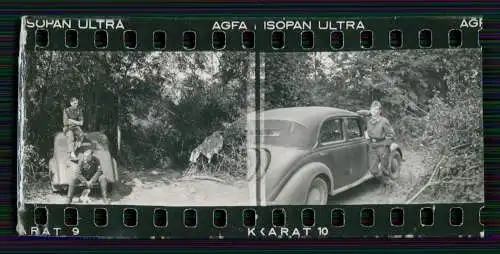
[22,16,482,51]
[19,203,484,238]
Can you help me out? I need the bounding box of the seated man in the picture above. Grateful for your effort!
[63,97,84,161]
[66,149,110,204]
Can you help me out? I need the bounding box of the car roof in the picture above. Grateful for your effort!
[248,106,358,128]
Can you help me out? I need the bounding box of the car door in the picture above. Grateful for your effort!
[344,117,370,181]
[314,117,352,189]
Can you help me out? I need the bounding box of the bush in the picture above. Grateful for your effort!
[410,88,483,203]
[184,121,248,180]
[21,144,49,195]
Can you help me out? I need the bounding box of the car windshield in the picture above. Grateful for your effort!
[250,120,312,148]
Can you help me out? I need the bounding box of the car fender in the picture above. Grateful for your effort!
[271,162,334,205]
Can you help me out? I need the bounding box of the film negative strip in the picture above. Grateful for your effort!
[17,16,484,239]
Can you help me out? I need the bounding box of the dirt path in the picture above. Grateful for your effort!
[330,148,428,205]
[116,175,250,206]
[25,170,251,206]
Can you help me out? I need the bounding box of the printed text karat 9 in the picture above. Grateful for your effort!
[17,16,484,239]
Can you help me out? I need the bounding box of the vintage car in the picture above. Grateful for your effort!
[49,131,119,193]
[246,106,403,206]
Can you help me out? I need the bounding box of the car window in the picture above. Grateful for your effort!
[346,118,363,139]
[249,120,314,148]
[318,118,343,144]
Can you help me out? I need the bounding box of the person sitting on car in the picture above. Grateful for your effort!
[63,97,85,161]
[66,148,110,204]
[365,100,395,178]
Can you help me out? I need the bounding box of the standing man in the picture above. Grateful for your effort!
[365,100,395,178]
[66,149,110,204]
[63,97,84,161]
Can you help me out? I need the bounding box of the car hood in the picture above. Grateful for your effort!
[257,145,311,202]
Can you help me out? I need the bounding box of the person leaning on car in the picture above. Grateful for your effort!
[364,100,395,178]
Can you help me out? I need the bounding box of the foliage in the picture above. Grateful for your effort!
[184,121,248,180]
[21,144,49,197]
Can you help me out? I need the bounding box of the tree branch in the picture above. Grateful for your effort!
[406,153,448,204]
[450,143,472,151]
[406,143,478,204]
[428,179,481,186]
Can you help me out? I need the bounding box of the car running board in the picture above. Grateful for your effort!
[329,172,374,197]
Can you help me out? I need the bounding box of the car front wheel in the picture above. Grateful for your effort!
[305,177,329,205]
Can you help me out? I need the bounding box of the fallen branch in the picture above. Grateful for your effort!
[405,153,448,204]
[466,165,481,171]
[409,103,428,117]
[406,143,477,204]
[450,143,472,151]
[428,180,481,186]
[179,175,228,184]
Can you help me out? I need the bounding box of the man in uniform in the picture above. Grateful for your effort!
[365,100,395,178]
[66,149,110,204]
[63,97,84,161]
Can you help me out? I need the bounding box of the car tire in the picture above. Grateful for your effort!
[305,177,329,205]
[388,151,402,180]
